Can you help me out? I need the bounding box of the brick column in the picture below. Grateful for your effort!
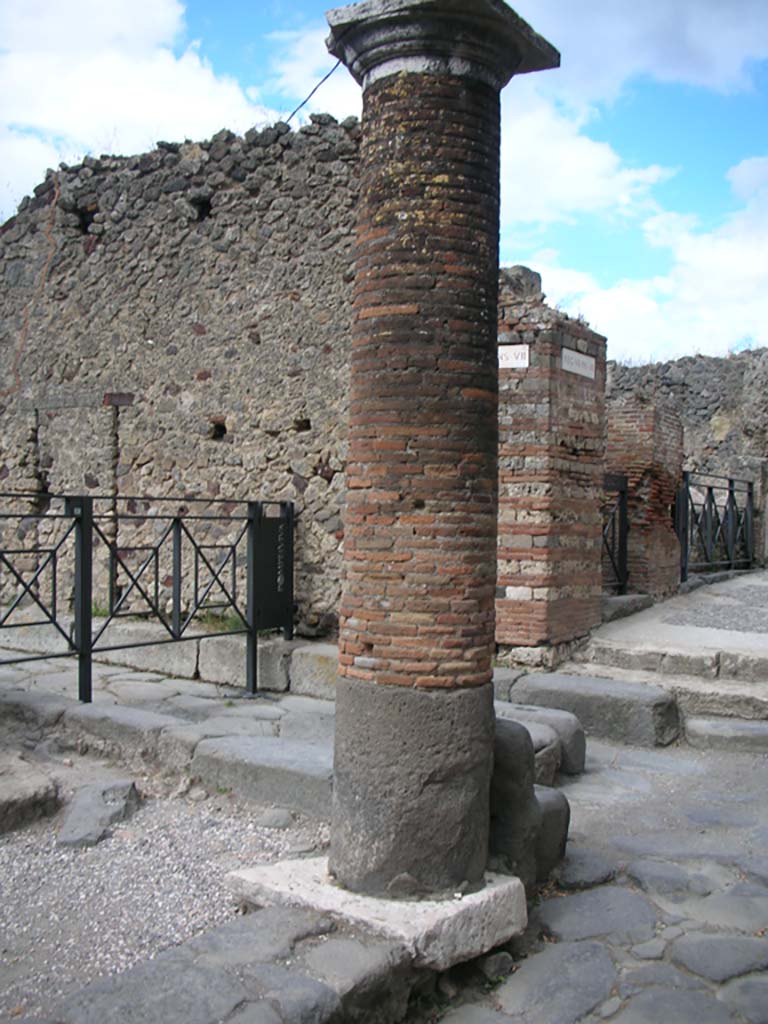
[326,1,558,897]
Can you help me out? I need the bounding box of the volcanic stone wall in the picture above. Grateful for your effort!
[606,397,683,598]
[0,116,360,633]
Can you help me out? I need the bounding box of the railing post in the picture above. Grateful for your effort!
[703,486,715,566]
[726,479,737,568]
[746,481,755,567]
[245,501,261,696]
[281,501,295,641]
[677,471,690,583]
[172,516,182,639]
[67,495,93,703]
[618,478,629,595]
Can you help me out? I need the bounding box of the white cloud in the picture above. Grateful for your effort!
[513,0,768,108]
[531,162,768,363]
[728,156,768,201]
[267,27,361,122]
[0,127,62,220]
[2,1,767,370]
[0,0,184,55]
[499,83,669,231]
[0,0,278,222]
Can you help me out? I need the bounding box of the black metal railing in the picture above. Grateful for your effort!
[675,472,754,582]
[0,493,294,702]
[602,473,629,594]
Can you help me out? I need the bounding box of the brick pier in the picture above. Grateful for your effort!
[326,0,558,896]
[494,267,607,665]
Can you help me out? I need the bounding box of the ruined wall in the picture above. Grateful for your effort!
[6,114,761,644]
[1,116,360,632]
[606,397,683,597]
[496,268,606,661]
[608,351,768,484]
[609,350,768,568]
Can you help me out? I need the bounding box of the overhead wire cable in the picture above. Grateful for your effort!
[285,59,343,124]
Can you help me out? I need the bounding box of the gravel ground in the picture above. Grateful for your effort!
[0,724,329,1021]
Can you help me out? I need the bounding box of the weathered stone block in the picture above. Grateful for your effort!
[510,672,680,747]
[57,779,140,848]
[496,700,585,774]
[0,754,60,833]
[488,719,541,892]
[534,784,570,883]
[63,704,180,762]
[685,716,768,752]
[290,643,339,700]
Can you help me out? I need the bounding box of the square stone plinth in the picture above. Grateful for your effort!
[226,857,527,971]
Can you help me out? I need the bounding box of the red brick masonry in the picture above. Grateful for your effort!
[339,71,502,690]
[606,397,683,597]
[496,277,606,648]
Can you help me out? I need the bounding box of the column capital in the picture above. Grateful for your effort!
[326,0,559,92]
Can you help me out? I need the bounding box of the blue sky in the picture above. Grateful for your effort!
[1,0,767,363]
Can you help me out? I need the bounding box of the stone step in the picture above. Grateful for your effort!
[190,736,334,818]
[684,716,768,752]
[508,673,680,748]
[580,638,768,684]
[561,661,768,722]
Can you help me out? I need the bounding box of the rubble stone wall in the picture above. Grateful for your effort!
[1,116,360,632]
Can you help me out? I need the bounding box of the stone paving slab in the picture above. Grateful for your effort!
[534,885,658,944]
[610,987,734,1024]
[670,934,768,983]
[717,974,768,1023]
[494,940,617,1024]
[41,906,412,1024]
